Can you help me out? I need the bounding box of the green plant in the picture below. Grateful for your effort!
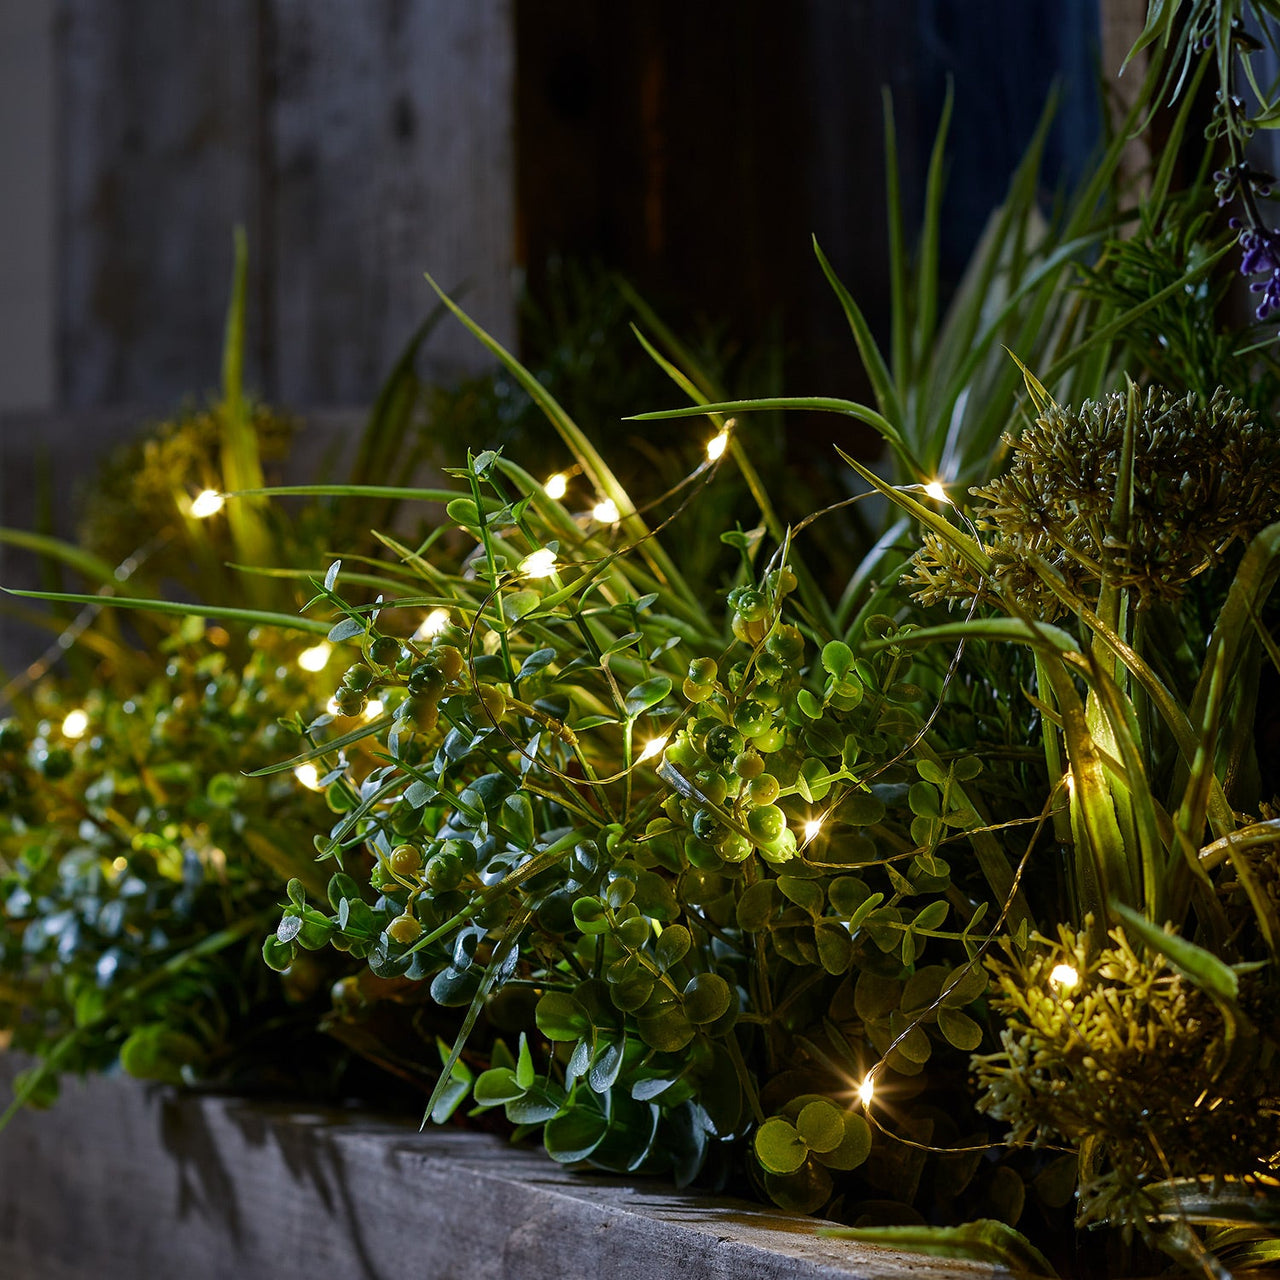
[247,50,1280,1278]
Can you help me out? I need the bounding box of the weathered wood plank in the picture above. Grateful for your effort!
[267,0,516,403]
[58,0,265,407]
[0,1057,1000,1280]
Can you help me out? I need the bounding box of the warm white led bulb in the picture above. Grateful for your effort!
[706,430,730,462]
[297,642,332,673]
[326,697,342,716]
[415,608,451,639]
[190,489,225,518]
[639,737,668,762]
[293,763,324,791]
[544,472,568,500]
[61,708,89,739]
[858,1075,875,1107]
[1050,963,1079,992]
[520,548,557,579]
[592,498,620,524]
[923,480,948,503]
[364,699,384,720]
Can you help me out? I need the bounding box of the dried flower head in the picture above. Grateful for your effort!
[910,386,1280,617]
[974,923,1280,1233]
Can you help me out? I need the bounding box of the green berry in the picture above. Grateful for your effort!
[767,566,798,597]
[425,853,464,891]
[369,636,402,668]
[758,828,798,865]
[733,587,769,622]
[386,914,422,945]
[407,661,446,697]
[704,725,744,764]
[434,645,465,683]
[732,699,770,738]
[333,687,367,716]
[389,844,423,877]
[691,808,723,842]
[747,774,781,806]
[747,804,786,843]
[38,746,73,780]
[733,749,765,780]
[694,770,729,806]
[765,624,805,663]
[687,657,718,686]
[343,662,375,691]
[683,677,714,704]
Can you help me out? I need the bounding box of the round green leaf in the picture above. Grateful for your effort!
[937,1006,983,1051]
[535,990,593,1041]
[815,1112,872,1171]
[473,1066,524,1106]
[754,1117,809,1175]
[545,1105,610,1163]
[609,974,656,1012]
[655,924,691,971]
[814,923,853,975]
[682,972,731,1024]
[843,789,886,826]
[796,1099,845,1153]
[636,1005,695,1052]
[262,935,294,972]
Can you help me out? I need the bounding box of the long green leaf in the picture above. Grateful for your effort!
[1112,901,1239,1002]
[820,1220,1058,1278]
[3,588,329,635]
[423,273,702,617]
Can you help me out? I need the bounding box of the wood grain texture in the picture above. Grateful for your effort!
[0,1057,1000,1280]
[56,0,515,410]
[268,0,516,402]
[58,0,265,408]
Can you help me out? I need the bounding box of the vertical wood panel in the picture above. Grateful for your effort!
[58,0,264,407]
[268,0,515,403]
[56,0,515,410]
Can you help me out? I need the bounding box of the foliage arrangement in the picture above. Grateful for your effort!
[11,7,1280,1280]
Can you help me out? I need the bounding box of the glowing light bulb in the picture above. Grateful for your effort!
[923,480,949,503]
[706,429,730,461]
[803,818,823,843]
[592,498,620,525]
[326,697,342,716]
[639,737,668,762]
[364,699,384,720]
[61,708,89,739]
[294,763,324,791]
[190,489,225,518]
[544,472,568,500]
[416,608,451,639]
[297,642,332,673]
[520,548,557,579]
[1050,963,1079,992]
[858,1075,875,1107]
[1063,770,1076,797]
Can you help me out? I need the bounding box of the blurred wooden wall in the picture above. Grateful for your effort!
[45,1,1104,411]
[57,0,516,408]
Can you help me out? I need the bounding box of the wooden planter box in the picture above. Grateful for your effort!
[0,1057,995,1280]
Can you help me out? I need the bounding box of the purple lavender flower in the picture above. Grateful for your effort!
[1238,223,1280,320]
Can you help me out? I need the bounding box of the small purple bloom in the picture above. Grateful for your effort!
[1238,224,1280,319]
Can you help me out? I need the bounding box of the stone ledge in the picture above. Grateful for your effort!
[0,1058,1001,1280]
